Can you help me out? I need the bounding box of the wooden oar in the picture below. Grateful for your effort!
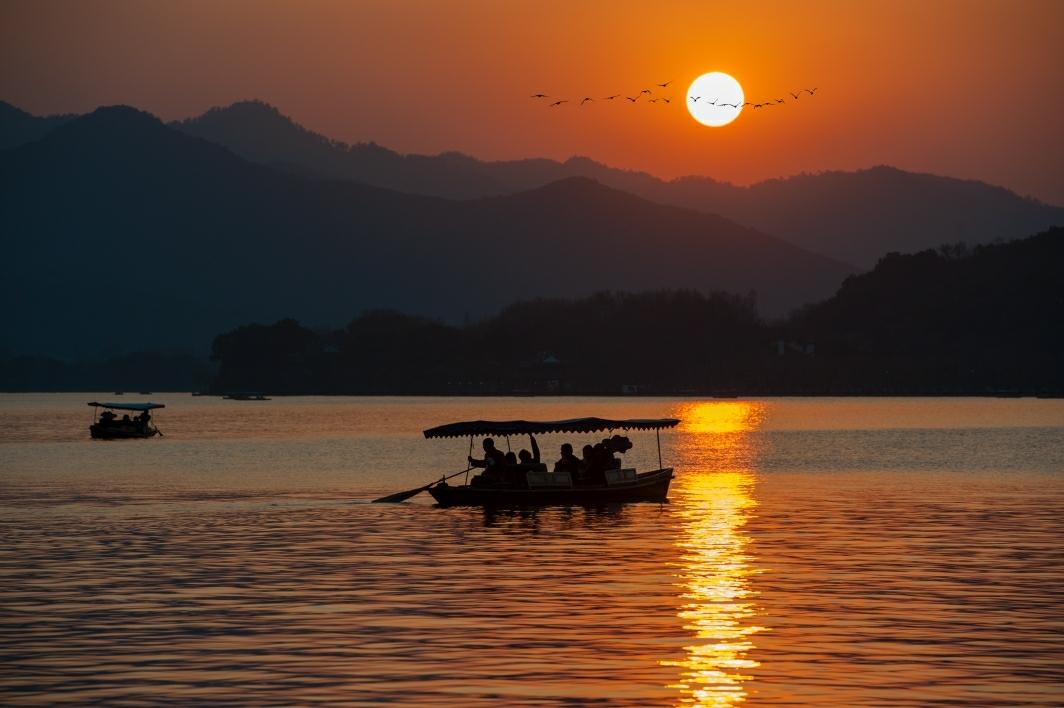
[372,467,473,503]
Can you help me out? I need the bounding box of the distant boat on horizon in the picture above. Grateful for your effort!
[223,392,271,401]
[87,401,164,440]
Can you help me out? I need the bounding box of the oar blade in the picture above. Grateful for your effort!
[371,467,470,504]
[372,485,428,504]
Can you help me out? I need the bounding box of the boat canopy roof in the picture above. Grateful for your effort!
[423,417,680,439]
[88,401,165,411]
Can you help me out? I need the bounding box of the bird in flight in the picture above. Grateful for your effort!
[580,97,594,105]
[640,88,652,95]
[708,97,718,105]
[789,91,800,100]
[626,95,639,102]
[530,93,548,99]
[690,96,701,102]
[648,98,660,103]
[776,98,785,104]
[661,97,671,104]
[549,100,568,107]
[603,94,620,100]
[743,102,754,107]
[657,80,672,88]
[804,87,818,95]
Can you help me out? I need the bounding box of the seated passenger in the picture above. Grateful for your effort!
[469,438,507,482]
[504,451,518,465]
[599,437,621,471]
[469,438,506,468]
[584,442,610,485]
[100,410,116,426]
[517,434,540,465]
[581,444,595,470]
[553,443,580,475]
[472,438,508,476]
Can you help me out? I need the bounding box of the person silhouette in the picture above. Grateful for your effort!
[554,443,580,478]
[517,434,540,465]
[469,438,506,469]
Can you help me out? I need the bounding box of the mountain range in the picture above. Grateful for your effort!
[170,100,1064,267]
[0,104,849,358]
[6,99,1062,267]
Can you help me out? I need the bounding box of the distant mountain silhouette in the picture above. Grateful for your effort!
[172,100,1064,267]
[10,99,1059,269]
[0,100,77,150]
[0,106,849,358]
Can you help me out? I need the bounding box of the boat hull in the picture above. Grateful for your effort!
[428,468,673,508]
[89,424,159,440]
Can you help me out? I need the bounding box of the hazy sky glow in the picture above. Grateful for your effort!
[2,0,1062,204]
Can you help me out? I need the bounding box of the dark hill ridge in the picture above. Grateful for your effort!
[0,106,849,358]
[0,100,77,151]
[10,98,1061,268]
[778,227,1064,393]
[168,100,1064,267]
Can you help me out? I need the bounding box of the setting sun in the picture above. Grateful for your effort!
[686,72,744,127]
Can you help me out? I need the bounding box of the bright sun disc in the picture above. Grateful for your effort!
[686,72,744,127]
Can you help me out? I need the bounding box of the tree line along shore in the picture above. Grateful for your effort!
[3,228,1061,395]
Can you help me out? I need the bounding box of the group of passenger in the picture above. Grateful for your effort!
[553,434,632,484]
[98,409,152,430]
[467,435,540,485]
[468,433,632,486]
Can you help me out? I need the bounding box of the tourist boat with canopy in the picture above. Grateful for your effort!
[375,417,679,507]
[88,401,165,439]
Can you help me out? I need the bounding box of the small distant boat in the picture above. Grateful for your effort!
[223,392,271,401]
[411,417,678,508]
[88,401,165,439]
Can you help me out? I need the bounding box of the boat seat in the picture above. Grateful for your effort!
[604,468,637,486]
[526,470,574,488]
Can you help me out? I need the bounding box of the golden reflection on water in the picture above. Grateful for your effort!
[678,401,764,435]
[665,401,765,706]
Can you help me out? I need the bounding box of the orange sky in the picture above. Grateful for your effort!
[2,0,1062,204]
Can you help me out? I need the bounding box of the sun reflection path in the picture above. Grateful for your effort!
[663,401,766,706]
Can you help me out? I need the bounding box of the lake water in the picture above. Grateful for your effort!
[1,395,1063,705]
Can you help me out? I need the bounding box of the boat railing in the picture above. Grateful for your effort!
[526,470,574,489]
[604,468,638,486]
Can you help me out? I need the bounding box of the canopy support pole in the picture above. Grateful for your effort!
[466,436,473,485]
[656,429,662,471]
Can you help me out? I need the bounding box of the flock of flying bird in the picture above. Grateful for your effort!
[531,80,819,110]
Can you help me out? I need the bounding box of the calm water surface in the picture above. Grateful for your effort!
[1,395,1062,705]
